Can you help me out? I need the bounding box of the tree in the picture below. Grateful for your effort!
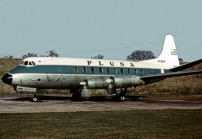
[3,55,13,59]
[22,53,38,59]
[46,49,59,57]
[91,54,104,59]
[127,50,156,61]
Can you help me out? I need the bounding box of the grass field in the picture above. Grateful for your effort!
[1,110,202,138]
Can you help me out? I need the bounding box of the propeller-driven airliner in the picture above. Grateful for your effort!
[2,35,202,102]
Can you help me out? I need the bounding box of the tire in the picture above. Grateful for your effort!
[32,97,38,102]
[30,97,40,102]
[120,96,126,101]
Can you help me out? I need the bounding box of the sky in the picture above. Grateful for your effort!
[0,0,202,61]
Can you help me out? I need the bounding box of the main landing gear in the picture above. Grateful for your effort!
[119,95,126,101]
[71,88,83,101]
[116,88,127,101]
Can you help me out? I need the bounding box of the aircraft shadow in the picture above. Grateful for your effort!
[3,95,144,102]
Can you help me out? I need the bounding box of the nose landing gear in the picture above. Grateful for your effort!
[30,94,40,102]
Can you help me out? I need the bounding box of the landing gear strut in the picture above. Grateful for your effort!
[116,88,127,101]
[71,88,83,101]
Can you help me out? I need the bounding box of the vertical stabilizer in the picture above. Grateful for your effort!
[143,34,180,68]
[157,34,179,67]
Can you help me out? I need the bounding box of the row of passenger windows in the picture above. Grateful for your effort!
[73,67,142,75]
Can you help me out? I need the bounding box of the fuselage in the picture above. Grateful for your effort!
[3,57,171,89]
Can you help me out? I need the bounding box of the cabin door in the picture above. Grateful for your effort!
[44,66,61,82]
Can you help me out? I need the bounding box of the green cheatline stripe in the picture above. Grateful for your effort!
[9,65,162,76]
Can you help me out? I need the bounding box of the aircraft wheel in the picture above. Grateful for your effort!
[30,96,40,102]
[119,95,126,101]
[32,97,38,102]
[116,94,126,101]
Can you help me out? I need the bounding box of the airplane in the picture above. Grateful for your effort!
[2,34,202,102]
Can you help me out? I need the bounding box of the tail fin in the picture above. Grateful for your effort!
[157,34,179,67]
[144,34,180,68]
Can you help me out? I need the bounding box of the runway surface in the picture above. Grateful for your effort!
[0,94,202,113]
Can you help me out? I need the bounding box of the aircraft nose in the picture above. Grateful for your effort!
[2,73,13,85]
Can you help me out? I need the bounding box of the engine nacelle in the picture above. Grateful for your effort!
[80,76,145,90]
[82,78,109,89]
[111,76,145,88]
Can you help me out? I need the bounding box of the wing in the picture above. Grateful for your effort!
[140,70,202,84]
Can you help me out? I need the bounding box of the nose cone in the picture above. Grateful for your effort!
[2,73,13,85]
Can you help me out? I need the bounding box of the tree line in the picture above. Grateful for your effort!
[1,49,183,62]
[91,50,156,61]
[2,49,59,59]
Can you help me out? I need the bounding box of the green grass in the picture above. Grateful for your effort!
[1,110,202,138]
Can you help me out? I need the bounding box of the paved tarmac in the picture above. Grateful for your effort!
[0,94,202,113]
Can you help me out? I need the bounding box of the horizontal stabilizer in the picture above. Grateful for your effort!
[169,59,202,72]
[140,70,202,84]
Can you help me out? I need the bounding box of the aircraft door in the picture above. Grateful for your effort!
[45,66,62,82]
[44,66,68,87]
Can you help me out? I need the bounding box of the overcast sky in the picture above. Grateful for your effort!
[0,0,202,61]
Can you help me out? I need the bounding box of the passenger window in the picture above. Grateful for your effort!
[128,69,131,74]
[120,68,123,74]
[83,67,87,74]
[107,68,110,74]
[29,62,32,65]
[114,68,117,74]
[91,67,94,74]
[134,69,137,74]
[140,69,144,76]
[74,67,78,73]
[99,67,103,74]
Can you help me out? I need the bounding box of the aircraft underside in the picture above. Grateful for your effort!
[12,73,145,102]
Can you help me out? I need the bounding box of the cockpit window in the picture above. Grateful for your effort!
[24,61,28,65]
[20,61,36,66]
[20,61,24,65]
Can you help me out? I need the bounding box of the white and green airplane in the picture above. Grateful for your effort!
[2,35,202,101]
